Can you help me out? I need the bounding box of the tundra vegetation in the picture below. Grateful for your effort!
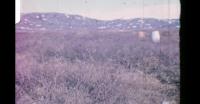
[16,28,180,104]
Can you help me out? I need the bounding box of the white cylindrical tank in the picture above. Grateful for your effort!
[152,31,160,43]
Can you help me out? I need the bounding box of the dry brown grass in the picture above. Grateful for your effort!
[16,29,179,104]
[16,56,179,104]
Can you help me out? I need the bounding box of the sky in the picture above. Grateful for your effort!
[21,0,180,20]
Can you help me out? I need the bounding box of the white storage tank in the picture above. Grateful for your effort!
[151,31,160,43]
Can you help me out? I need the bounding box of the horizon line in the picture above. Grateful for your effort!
[21,12,180,21]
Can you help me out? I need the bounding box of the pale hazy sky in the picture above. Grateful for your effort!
[21,0,180,20]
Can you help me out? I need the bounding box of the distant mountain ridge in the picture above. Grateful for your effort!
[16,13,180,31]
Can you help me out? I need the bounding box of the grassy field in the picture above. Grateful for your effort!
[16,28,180,104]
